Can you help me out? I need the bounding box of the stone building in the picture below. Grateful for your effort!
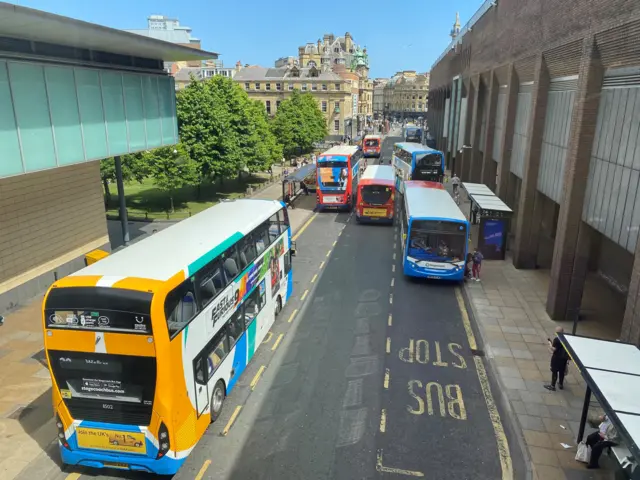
[373,78,389,117]
[298,32,359,69]
[383,70,430,120]
[233,64,354,137]
[428,1,640,344]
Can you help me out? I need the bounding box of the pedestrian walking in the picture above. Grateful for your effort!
[471,247,483,281]
[451,173,460,194]
[544,326,569,391]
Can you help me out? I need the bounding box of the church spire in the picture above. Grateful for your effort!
[450,12,461,40]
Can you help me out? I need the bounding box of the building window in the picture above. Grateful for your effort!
[334,47,340,53]
[418,96,422,100]
[245,82,250,90]
[322,101,327,112]
[276,83,282,91]
[302,83,307,91]
[334,120,340,131]
[322,84,327,91]
[266,101,271,114]
[288,83,294,91]
[312,83,317,91]
[418,103,422,109]
[266,83,271,91]
[334,101,339,109]
[255,82,260,90]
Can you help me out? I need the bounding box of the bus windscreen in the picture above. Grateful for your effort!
[408,220,466,262]
[361,185,392,205]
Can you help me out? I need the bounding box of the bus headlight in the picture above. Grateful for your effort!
[156,422,170,459]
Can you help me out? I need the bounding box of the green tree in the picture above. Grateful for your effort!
[270,91,328,159]
[99,153,149,204]
[237,98,282,174]
[146,144,199,213]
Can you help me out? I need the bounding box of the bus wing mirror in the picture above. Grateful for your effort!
[291,241,297,256]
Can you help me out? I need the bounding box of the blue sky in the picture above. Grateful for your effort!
[12,0,481,78]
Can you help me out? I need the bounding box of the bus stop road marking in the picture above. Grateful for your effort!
[380,409,387,433]
[455,288,514,480]
[250,366,266,390]
[195,459,211,480]
[287,308,298,323]
[311,273,318,283]
[271,333,284,351]
[221,406,242,436]
[386,337,391,353]
[301,289,309,301]
[332,240,337,247]
[326,250,332,258]
[388,314,393,326]
[384,368,390,389]
[319,261,325,269]
[292,213,318,241]
[376,449,424,477]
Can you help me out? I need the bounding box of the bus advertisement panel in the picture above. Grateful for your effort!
[363,135,382,158]
[316,145,363,210]
[393,143,445,192]
[400,181,469,281]
[356,165,395,224]
[43,199,293,475]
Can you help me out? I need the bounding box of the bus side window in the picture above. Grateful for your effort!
[238,234,257,270]
[195,259,225,309]
[268,213,280,243]
[222,246,241,280]
[280,208,290,230]
[255,223,270,255]
[284,250,292,275]
[206,330,229,379]
[165,279,198,336]
[226,308,245,348]
[194,357,206,385]
[243,288,261,329]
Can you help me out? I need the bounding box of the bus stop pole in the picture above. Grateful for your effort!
[114,155,130,246]
[577,386,591,442]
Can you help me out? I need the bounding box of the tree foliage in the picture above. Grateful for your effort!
[145,144,199,212]
[99,153,149,202]
[270,91,328,159]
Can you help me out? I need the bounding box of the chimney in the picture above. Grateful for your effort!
[235,61,242,72]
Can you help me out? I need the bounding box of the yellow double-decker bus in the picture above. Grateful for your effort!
[43,198,294,475]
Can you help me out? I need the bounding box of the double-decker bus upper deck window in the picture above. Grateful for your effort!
[222,246,240,279]
[238,234,258,269]
[255,223,270,255]
[196,260,225,309]
[269,212,281,242]
[280,207,290,229]
[165,279,198,336]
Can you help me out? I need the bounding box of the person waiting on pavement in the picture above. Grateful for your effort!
[544,326,569,391]
[451,174,460,194]
[585,414,619,469]
[300,180,309,196]
[471,247,483,281]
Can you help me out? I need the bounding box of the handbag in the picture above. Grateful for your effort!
[575,441,591,463]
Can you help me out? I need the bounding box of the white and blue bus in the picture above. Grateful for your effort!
[393,143,445,192]
[399,181,469,281]
[403,125,423,143]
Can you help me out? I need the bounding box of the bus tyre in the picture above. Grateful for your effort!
[210,380,225,423]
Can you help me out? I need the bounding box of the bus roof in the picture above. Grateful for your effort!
[361,165,395,184]
[319,145,359,157]
[70,199,283,283]
[364,134,381,139]
[404,181,467,222]
[395,142,441,155]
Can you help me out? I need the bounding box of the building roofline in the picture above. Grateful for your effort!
[0,2,218,62]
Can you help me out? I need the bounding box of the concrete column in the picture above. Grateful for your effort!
[513,56,550,269]
[566,223,593,325]
[114,156,130,247]
[481,70,499,190]
[457,78,475,180]
[546,37,603,320]
[466,75,482,182]
[497,65,519,199]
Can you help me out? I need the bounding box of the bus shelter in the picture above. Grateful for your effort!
[462,183,513,260]
[282,164,315,207]
[558,333,640,478]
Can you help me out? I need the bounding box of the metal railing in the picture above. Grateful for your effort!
[431,0,497,69]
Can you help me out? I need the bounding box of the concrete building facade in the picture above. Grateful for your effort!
[373,78,389,117]
[233,64,354,136]
[0,4,214,313]
[428,0,640,344]
[383,70,429,120]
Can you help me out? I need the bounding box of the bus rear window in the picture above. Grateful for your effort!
[361,185,392,205]
[415,153,441,167]
[365,139,379,147]
[45,287,153,334]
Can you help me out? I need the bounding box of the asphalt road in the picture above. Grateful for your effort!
[37,134,525,480]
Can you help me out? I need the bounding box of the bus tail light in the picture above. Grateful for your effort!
[56,415,70,450]
[156,422,170,459]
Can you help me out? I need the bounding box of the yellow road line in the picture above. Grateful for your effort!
[287,308,298,323]
[292,213,317,241]
[379,409,387,433]
[388,314,393,326]
[301,289,309,301]
[64,474,82,480]
[386,337,391,353]
[455,288,513,480]
[271,333,284,351]
[250,365,266,390]
[222,406,242,436]
[376,449,424,477]
[263,331,273,344]
[326,250,331,258]
[319,261,325,269]
[195,459,212,480]
[311,273,318,283]
[384,368,390,389]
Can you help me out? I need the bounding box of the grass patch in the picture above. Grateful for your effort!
[105,173,272,220]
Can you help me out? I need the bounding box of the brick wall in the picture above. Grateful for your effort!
[0,161,109,292]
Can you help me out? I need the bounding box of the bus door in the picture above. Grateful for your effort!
[193,356,209,417]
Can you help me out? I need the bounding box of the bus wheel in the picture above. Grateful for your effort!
[275,296,283,316]
[210,380,226,423]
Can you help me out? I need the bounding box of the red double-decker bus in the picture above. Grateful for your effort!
[355,165,396,224]
[316,145,363,211]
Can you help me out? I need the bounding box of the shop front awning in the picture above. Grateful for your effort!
[559,333,640,466]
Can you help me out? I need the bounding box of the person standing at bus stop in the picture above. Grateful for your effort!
[471,247,483,282]
[544,326,569,391]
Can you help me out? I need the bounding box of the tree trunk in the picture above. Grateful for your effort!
[169,195,175,213]
[103,178,112,206]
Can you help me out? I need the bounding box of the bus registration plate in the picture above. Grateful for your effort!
[363,208,387,217]
[76,427,146,454]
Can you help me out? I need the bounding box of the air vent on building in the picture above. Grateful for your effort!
[549,76,579,92]
[519,82,534,94]
[602,66,640,89]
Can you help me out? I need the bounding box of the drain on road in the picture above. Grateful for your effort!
[471,349,485,357]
